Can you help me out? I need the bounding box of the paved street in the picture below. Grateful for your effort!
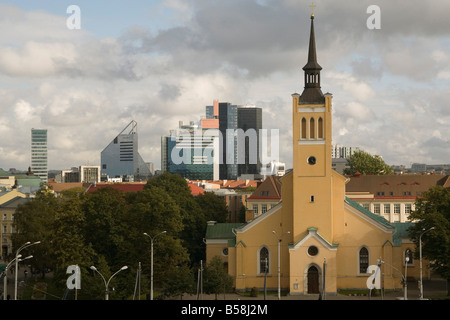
[181,279,448,301]
[1,260,447,301]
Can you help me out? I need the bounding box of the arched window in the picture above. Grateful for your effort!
[359,247,369,273]
[301,117,307,139]
[259,246,269,274]
[318,117,323,139]
[309,117,315,139]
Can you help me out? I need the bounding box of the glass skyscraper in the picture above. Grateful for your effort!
[31,128,48,182]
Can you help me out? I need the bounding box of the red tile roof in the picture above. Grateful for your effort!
[85,183,145,193]
[188,183,205,196]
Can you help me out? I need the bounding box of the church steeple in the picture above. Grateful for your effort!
[299,13,324,104]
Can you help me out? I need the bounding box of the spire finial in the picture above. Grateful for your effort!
[309,2,316,18]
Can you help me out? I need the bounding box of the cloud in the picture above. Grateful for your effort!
[0,0,449,172]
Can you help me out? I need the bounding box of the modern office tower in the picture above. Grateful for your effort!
[31,128,48,182]
[101,120,151,180]
[237,106,262,177]
[207,101,263,179]
[216,102,238,180]
[163,120,219,180]
[161,135,169,173]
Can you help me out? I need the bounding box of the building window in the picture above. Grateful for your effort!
[307,246,318,256]
[318,117,324,139]
[252,204,258,214]
[359,247,369,273]
[259,246,269,274]
[362,203,369,211]
[394,204,400,214]
[373,204,380,214]
[384,204,390,214]
[222,248,228,256]
[309,117,315,139]
[405,204,411,214]
[261,204,267,214]
[301,118,307,139]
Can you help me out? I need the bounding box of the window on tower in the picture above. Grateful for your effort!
[318,117,323,139]
[310,117,315,139]
[301,117,307,139]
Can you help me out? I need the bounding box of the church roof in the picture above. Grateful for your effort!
[345,196,393,229]
[299,14,325,104]
[205,222,242,240]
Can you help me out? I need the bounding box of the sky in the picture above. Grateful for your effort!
[0,0,449,172]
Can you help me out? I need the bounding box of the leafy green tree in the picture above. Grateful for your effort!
[344,150,394,175]
[195,192,229,223]
[81,187,127,264]
[12,188,58,277]
[203,256,233,299]
[408,185,450,296]
[145,173,204,265]
[122,185,191,297]
[161,263,195,299]
[51,196,99,300]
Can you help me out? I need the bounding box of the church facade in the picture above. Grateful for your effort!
[205,13,426,295]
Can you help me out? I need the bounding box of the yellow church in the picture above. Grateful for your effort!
[205,13,426,296]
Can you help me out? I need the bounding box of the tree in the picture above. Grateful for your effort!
[344,150,394,176]
[195,192,229,223]
[203,256,233,299]
[161,263,195,299]
[12,188,59,277]
[408,185,450,296]
[145,173,205,266]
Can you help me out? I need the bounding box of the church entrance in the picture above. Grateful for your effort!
[307,266,319,294]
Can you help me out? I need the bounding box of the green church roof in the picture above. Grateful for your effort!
[205,223,242,239]
[345,196,393,229]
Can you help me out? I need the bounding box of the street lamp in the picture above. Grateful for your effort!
[3,254,32,300]
[419,227,435,300]
[144,231,166,300]
[90,265,128,300]
[272,230,290,300]
[404,249,410,300]
[14,241,40,300]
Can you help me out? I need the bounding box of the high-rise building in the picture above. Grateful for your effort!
[31,128,48,182]
[101,120,151,180]
[162,101,264,180]
[207,101,263,179]
[237,106,262,177]
[163,120,219,180]
[217,102,238,180]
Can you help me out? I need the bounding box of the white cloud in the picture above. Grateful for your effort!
[0,1,449,172]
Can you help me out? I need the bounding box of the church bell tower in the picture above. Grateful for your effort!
[291,12,334,242]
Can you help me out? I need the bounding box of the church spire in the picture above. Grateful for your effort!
[299,12,324,104]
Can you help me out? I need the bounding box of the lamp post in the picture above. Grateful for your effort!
[3,254,32,300]
[404,249,410,300]
[272,230,290,300]
[419,227,435,300]
[90,265,128,300]
[14,241,40,300]
[144,231,167,300]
